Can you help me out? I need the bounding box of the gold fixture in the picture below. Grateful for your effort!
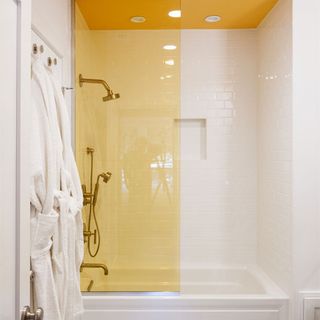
[93,172,112,206]
[87,280,94,292]
[82,185,93,206]
[83,223,97,244]
[79,74,120,102]
[80,263,108,276]
[82,147,112,257]
[82,147,95,206]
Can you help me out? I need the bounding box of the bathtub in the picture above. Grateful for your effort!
[82,266,288,320]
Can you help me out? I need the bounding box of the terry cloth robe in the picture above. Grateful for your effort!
[30,58,62,320]
[48,68,84,319]
[37,63,70,320]
[32,59,84,320]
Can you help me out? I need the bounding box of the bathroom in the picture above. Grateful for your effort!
[1,0,320,319]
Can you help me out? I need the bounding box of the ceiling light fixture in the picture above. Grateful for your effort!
[163,44,177,51]
[168,10,181,18]
[204,15,221,23]
[130,16,146,23]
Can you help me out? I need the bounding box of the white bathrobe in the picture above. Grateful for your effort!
[30,58,62,320]
[31,58,84,320]
[48,68,84,320]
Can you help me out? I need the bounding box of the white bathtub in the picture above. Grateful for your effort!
[82,267,288,320]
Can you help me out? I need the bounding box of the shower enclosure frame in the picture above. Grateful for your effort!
[69,1,320,319]
[1,0,33,318]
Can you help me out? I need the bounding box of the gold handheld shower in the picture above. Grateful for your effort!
[99,172,112,183]
[82,147,112,258]
[93,172,112,207]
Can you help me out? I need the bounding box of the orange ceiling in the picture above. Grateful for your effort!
[76,0,279,30]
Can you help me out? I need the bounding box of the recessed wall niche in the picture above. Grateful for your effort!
[175,118,207,160]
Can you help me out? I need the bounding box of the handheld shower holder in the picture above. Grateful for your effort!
[83,224,97,244]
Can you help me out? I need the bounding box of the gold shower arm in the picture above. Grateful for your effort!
[79,74,120,101]
[79,74,112,92]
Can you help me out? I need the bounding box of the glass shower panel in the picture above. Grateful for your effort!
[75,1,181,292]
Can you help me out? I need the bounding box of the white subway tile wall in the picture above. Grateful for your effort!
[257,0,293,294]
[180,30,258,268]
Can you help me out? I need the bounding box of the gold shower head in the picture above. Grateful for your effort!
[79,74,120,102]
[103,92,120,102]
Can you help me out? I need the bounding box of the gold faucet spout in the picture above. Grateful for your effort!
[80,263,108,276]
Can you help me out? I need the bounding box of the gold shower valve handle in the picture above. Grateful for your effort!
[83,226,97,244]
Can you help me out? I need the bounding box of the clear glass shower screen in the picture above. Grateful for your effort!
[75,0,181,292]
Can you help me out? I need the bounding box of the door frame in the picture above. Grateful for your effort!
[15,0,31,317]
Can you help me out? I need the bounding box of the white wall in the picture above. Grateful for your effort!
[180,30,258,269]
[257,0,293,295]
[292,0,320,317]
[32,0,73,111]
[0,2,18,318]
[292,0,320,291]
[258,1,320,318]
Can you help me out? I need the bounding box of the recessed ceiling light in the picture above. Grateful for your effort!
[204,15,221,23]
[168,10,181,18]
[164,59,175,66]
[130,16,146,23]
[163,45,177,51]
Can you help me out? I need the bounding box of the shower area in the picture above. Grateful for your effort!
[75,0,291,318]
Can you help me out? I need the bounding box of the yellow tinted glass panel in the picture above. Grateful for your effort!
[75,3,180,292]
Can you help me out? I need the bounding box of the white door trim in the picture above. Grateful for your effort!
[15,0,31,317]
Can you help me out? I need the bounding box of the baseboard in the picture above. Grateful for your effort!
[299,291,320,320]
